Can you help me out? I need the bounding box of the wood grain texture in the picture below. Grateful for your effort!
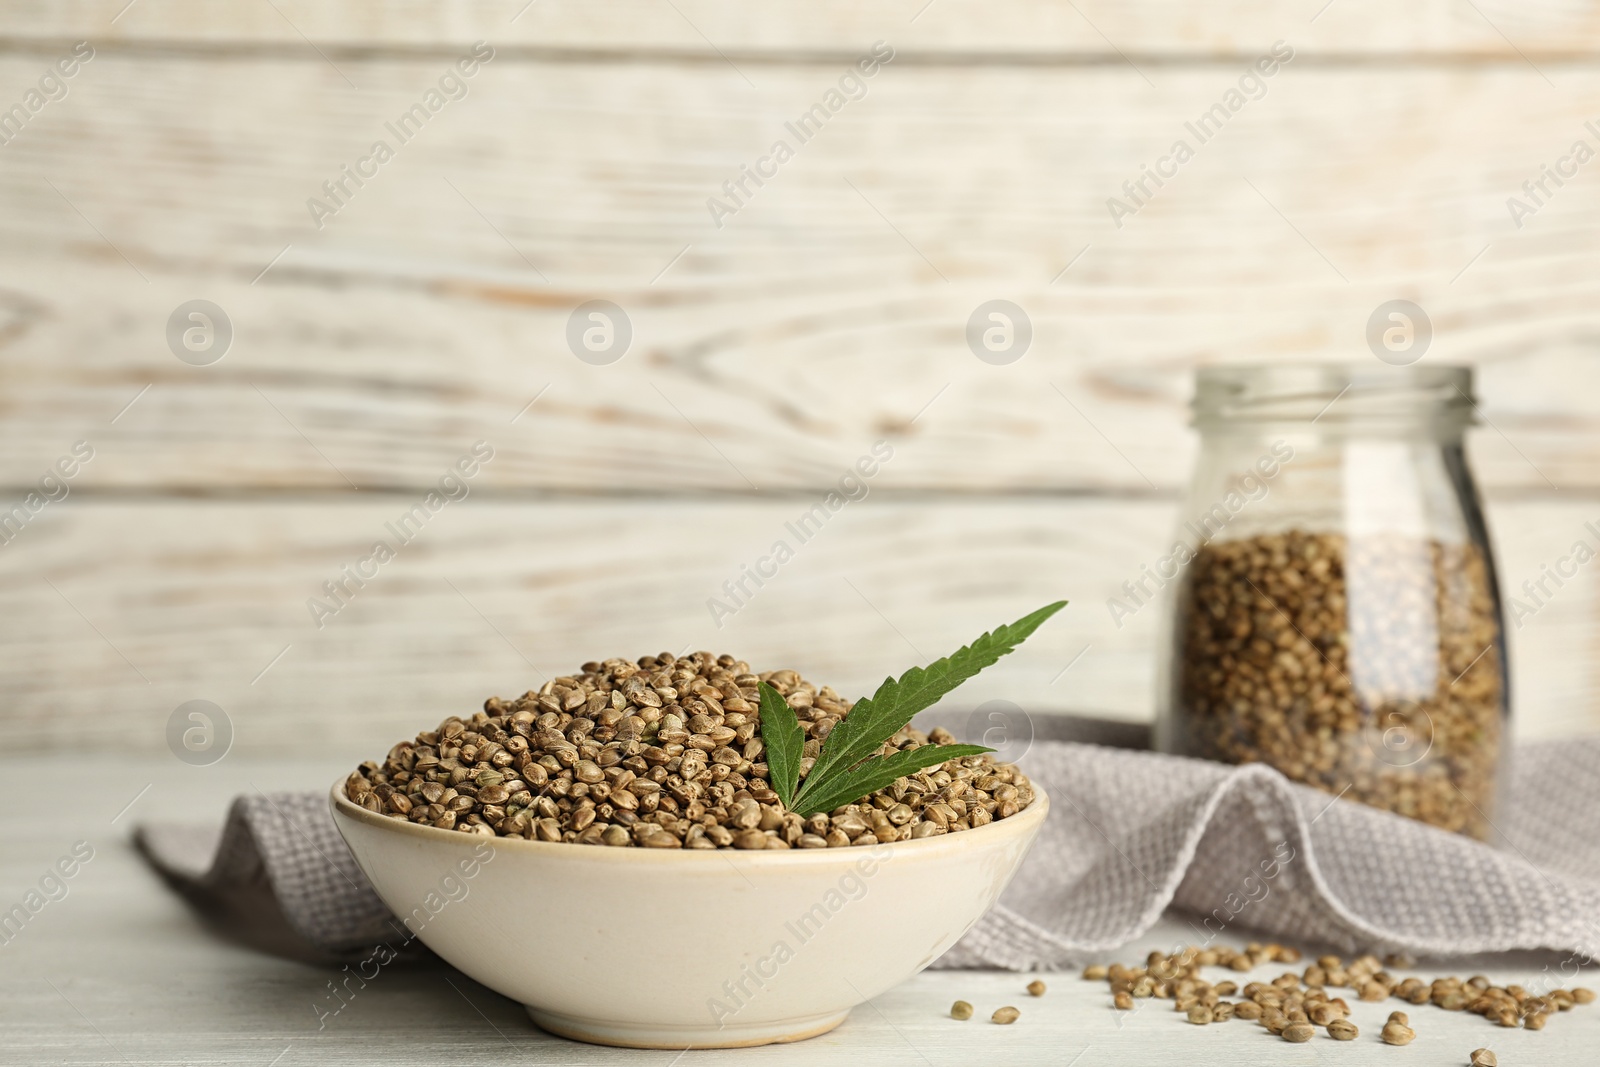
[2,6,1599,770]
[1,53,1598,491]
[0,495,1592,755]
[6,0,1600,57]
[2,754,1596,1066]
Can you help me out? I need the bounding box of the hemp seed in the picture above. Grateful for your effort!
[1282,1022,1315,1043]
[991,1006,1020,1024]
[1382,1019,1416,1046]
[950,1000,973,1021]
[1079,942,1591,1043]
[347,651,1034,848]
[1172,531,1504,838]
[1027,980,1047,997]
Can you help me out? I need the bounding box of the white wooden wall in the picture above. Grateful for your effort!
[2,2,1597,755]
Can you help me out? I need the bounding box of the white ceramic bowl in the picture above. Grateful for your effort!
[330,781,1048,1048]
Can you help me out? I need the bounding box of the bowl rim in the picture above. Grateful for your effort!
[329,775,1049,865]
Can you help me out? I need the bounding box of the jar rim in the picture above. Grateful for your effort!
[1192,362,1475,433]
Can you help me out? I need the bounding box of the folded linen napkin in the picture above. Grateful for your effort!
[136,716,1600,969]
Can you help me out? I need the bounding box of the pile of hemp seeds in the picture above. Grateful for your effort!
[345,651,1035,849]
[1173,530,1504,838]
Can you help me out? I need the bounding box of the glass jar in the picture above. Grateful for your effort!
[1154,364,1509,839]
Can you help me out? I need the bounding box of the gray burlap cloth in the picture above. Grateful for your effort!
[135,717,1600,969]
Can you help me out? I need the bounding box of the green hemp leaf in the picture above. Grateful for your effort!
[757,601,1067,818]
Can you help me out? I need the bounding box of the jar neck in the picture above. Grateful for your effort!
[1192,364,1475,441]
[1196,425,1469,446]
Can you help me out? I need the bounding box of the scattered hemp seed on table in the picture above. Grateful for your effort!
[1382,1011,1416,1045]
[1077,942,1591,1042]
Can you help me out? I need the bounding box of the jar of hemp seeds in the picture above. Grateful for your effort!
[1154,364,1509,839]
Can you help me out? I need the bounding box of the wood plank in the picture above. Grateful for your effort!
[2,57,1598,491]
[0,495,1592,755]
[6,0,1600,57]
[3,753,1598,1066]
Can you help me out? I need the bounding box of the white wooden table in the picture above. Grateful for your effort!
[3,754,1593,1066]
